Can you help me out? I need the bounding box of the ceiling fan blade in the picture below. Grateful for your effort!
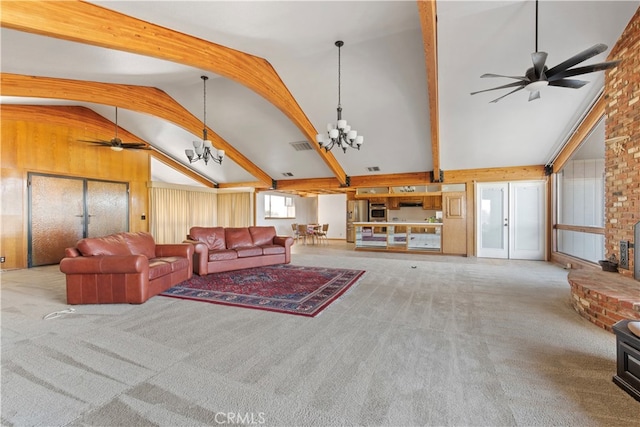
[531,52,548,79]
[121,142,151,150]
[78,140,113,146]
[548,79,589,89]
[547,60,621,81]
[471,81,526,96]
[480,73,529,81]
[78,139,111,144]
[489,86,525,103]
[545,43,608,77]
[528,91,541,102]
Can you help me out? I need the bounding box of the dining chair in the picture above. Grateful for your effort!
[296,223,311,245]
[291,223,300,242]
[315,224,329,244]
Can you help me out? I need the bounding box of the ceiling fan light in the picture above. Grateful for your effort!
[525,80,548,92]
[111,146,124,152]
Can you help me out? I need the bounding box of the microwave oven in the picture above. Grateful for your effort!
[369,204,387,220]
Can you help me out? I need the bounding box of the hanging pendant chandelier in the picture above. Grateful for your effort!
[316,41,364,153]
[185,75,225,165]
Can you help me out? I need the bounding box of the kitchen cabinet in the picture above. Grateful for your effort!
[422,195,442,210]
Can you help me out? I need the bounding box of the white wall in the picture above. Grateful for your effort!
[255,191,317,237]
[318,194,347,239]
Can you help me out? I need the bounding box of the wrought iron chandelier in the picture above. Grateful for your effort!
[185,75,225,165]
[316,41,364,153]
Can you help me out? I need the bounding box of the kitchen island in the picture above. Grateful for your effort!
[353,222,442,253]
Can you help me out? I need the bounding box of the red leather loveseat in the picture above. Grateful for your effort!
[59,231,193,304]
[186,226,294,275]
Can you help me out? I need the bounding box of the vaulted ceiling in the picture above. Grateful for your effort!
[1,1,638,193]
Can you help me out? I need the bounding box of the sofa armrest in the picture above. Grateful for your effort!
[274,236,294,248]
[60,255,147,275]
[182,240,209,275]
[155,243,194,259]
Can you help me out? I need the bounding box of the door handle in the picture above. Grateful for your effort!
[504,218,508,227]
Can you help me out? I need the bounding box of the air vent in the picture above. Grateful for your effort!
[290,141,314,151]
[282,172,294,177]
[367,166,380,172]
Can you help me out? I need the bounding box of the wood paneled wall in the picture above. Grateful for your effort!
[1,105,150,270]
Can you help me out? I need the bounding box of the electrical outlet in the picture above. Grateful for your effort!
[0,256,5,263]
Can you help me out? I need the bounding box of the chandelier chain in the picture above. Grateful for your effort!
[337,42,341,109]
[202,75,208,140]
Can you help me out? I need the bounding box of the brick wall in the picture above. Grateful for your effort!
[604,7,640,278]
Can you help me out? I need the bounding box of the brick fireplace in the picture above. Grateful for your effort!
[604,7,640,279]
[567,8,640,332]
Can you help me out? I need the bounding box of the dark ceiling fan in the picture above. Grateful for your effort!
[78,106,151,151]
[471,0,620,103]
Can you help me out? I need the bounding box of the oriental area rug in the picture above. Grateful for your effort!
[160,264,365,317]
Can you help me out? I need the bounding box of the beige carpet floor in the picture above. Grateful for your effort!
[2,241,640,426]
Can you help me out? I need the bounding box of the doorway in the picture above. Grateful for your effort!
[476,181,546,260]
[28,173,129,267]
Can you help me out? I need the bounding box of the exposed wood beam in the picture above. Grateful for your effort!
[1,73,271,185]
[417,0,441,181]
[1,103,216,187]
[552,95,605,173]
[267,165,547,193]
[445,165,547,183]
[0,0,348,186]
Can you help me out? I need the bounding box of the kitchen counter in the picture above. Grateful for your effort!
[353,222,442,252]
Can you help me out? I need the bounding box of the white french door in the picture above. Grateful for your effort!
[476,181,545,260]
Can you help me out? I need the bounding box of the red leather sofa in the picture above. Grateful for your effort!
[59,231,193,304]
[186,226,294,275]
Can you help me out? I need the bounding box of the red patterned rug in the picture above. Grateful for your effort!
[160,264,365,317]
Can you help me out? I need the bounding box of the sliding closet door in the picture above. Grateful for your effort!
[86,180,129,238]
[29,174,85,267]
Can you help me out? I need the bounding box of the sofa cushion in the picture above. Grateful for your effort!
[152,256,190,272]
[208,249,238,261]
[225,228,254,249]
[148,260,172,280]
[261,245,285,255]
[190,227,226,250]
[249,226,277,246]
[77,233,131,257]
[235,246,263,258]
[124,232,156,259]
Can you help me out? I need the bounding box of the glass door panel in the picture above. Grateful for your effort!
[86,180,129,237]
[477,183,508,258]
[29,174,84,266]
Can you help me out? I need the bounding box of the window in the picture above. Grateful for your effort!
[264,194,295,219]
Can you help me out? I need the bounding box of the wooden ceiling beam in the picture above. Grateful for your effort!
[417,0,441,181]
[0,0,348,186]
[0,73,271,185]
[552,95,605,173]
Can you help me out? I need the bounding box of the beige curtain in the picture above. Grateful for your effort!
[149,184,218,243]
[217,192,252,227]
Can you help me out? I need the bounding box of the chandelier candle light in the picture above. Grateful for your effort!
[316,41,364,153]
[185,75,225,165]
